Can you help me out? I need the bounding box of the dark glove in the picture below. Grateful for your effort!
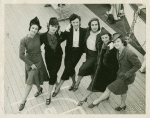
[121,75,127,81]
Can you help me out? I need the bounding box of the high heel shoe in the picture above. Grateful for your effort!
[77,98,88,106]
[88,101,100,108]
[34,87,43,97]
[106,97,109,100]
[68,85,75,91]
[73,82,80,92]
[103,97,109,101]
[52,88,60,97]
[19,100,26,111]
[115,105,126,111]
[46,98,51,105]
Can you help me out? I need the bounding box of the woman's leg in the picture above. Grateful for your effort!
[71,74,76,87]
[72,75,83,92]
[77,91,93,106]
[74,76,83,86]
[47,84,54,99]
[33,69,41,91]
[53,66,69,94]
[54,80,64,93]
[21,84,33,104]
[120,93,127,107]
[92,87,111,104]
[80,91,92,101]
[48,56,62,96]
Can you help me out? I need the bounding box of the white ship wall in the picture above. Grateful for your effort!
[123,4,146,51]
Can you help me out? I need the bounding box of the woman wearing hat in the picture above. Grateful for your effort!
[52,13,87,97]
[88,33,141,111]
[77,31,119,106]
[19,17,49,111]
[40,17,63,105]
[73,18,111,92]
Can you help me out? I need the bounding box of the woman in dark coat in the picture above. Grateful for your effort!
[52,14,87,97]
[40,17,63,105]
[73,18,111,92]
[88,33,141,111]
[19,17,49,111]
[77,31,119,106]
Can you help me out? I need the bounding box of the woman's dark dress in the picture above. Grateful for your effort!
[40,32,63,85]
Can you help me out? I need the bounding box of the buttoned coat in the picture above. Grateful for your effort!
[117,46,141,85]
[108,46,141,95]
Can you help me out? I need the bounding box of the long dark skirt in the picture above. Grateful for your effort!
[78,48,97,76]
[45,54,62,85]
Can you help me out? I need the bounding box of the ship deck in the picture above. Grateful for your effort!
[4,4,146,114]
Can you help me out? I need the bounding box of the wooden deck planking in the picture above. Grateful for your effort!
[55,89,74,114]
[77,77,112,114]
[65,80,87,114]
[136,71,145,82]
[76,92,95,114]
[82,76,117,112]
[4,73,16,114]
[76,81,100,114]
[5,63,28,114]
[58,87,80,114]
[4,4,145,114]
[79,77,112,114]
[130,83,145,103]
[4,88,13,114]
[5,48,36,114]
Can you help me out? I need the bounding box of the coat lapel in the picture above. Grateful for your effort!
[84,29,90,43]
[119,47,126,60]
[69,28,73,47]
[79,27,82,46]
[96,33,101,45]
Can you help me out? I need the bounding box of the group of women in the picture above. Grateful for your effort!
[19,13,141,112]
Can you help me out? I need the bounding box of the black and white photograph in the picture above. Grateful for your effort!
[1,0,148,116]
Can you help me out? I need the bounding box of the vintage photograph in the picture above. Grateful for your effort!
[4,3,146,114]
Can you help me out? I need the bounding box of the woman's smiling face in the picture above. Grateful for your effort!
[91,20,99,33]
[101,34,110,44]
[30,24,39,35]
[114,38,124,49]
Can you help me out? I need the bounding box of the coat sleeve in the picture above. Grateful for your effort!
[82,28,88,53]
[19,38,33,66]
[59,31,68,43]
[125,51,141,78]
[103,48,118,72]
[40,33,44,45]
